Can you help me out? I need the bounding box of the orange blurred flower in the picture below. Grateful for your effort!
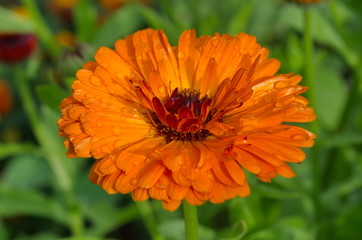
[58,29,316,211]
[100,0,126,10]
[56,30,76,48]
[11,6,29,18]
[0,80,13,116]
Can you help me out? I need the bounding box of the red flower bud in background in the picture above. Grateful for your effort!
[0,79,13,117]
[0,33,37,64]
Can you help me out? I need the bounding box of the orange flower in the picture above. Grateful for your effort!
[99,0,126,10]
[58,29,316,211]
[56,30,76,48]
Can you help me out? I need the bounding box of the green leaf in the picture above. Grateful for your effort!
[93,4,144,47]
[35,85,68,113]
[227,1,255,35]
[0,185,68,225]
[137,5,179,44]
[13,233,59,240]
[321,132,362,147]
[312,11,359,69]
[60,237,117,240]
[0,6,34,33]
[314,52,348,131]
[0,220,9,240]
[39,104,80,183]
[285,32,304,73]
[83,201,139,237]
[158,219,216,240]
[0,142,37,160]
[228,197,262,233]
[219,220,247,240]
[276,4,359,69]
[253,184,301,199]
[74,0,98,42]
[2,155,51,188]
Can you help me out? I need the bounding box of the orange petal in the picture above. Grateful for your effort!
[167,180,188,201]
[223,160,246,186]
[138,160,166,188]
[132,188,149,201]
[162,199,182,212]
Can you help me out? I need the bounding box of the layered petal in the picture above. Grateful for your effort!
[58,28,316,212]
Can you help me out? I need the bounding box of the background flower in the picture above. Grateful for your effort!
[0,33,37,64]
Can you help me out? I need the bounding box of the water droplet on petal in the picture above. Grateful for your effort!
[292,134,308,141]
[115,71,124,79]
[120,107,129,113]
[143,45,150,53]
[276,102,284,108]
[100,97,109,107]
[178,51,185,59]
[158,85,165,93]
[274,81,289,89]
[113,139,125,149]
[112,126,122,136]
[85,93,94,99]
[101,145,112,154]
[130,178,138,186]
[210,38,218,46]
[264,96,272,103]
[101,61,110,69]
[90,76,103,87]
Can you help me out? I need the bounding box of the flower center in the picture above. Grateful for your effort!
[151,88,213,143]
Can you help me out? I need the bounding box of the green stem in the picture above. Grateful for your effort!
[135,201,165,240]
[183,201,199,240]
[14,66,83,237]
[303,6,316,112]
[303,5,321,235]
[20,0,59,58]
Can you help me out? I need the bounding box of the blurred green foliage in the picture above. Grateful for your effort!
[0,0,362,239]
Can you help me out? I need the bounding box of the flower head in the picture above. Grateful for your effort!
[58,29,316,211]
[0,33,37,64]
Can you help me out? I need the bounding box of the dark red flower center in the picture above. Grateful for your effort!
[151,88,213,142]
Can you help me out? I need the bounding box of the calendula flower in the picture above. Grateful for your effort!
[0,79,13,117]
[0,33,37,64]
[58,29,316,211]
